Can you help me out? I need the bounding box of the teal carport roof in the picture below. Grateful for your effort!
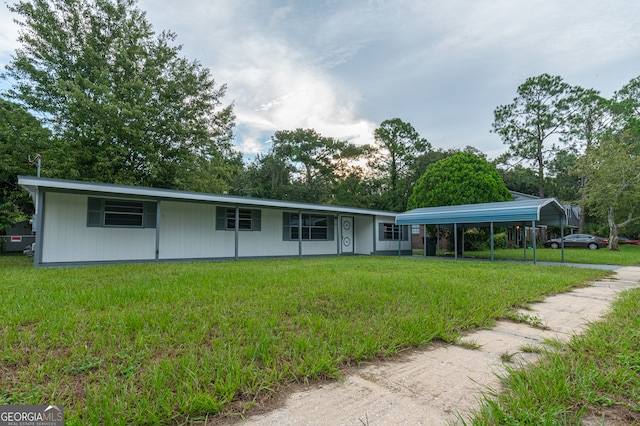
[396,198,566,227]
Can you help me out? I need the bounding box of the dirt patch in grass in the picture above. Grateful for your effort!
[582,405,640,426]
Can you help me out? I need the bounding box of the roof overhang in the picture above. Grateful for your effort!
[18,176,397,217]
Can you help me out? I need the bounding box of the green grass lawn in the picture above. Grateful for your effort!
[0,256,610,424]
[448,243,640,266]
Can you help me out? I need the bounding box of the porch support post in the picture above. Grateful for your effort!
[298,211,302,258]
[234,206,239,260]
[522,225,527,261]
[155,200,161,261]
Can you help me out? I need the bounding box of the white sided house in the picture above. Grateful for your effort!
[18,176,412,267]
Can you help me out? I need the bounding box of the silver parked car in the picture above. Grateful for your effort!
[544,234,608,250]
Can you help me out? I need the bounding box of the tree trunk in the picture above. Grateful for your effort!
[578,175,587,233]
[607,206,619,251]
[578,206,585,234]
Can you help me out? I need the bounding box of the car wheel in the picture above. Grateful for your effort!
[550,242,559,249]
[588,243,598,250]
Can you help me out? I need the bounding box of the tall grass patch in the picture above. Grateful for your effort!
[467,244,640,266]
[0,256,609,424]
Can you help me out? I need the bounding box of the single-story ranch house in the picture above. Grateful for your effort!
[18,176,412,267]
[18,176,569,267]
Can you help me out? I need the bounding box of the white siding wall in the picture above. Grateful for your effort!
[41,192,155,263]
[354,215,374,255]
[375,216,413,253]
[158,201,233,259]
[237,209,299,257]
[40,193,404,263]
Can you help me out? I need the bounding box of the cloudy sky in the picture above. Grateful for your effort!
[1,0,639,160]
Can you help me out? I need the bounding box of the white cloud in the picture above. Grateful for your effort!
[2,0,639,161]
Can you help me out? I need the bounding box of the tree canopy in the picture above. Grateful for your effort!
[408,152,512,209]
[577,131,640,250]
[492,74,576,198]
[239,128,370,205]
[4,0,238,190]
[369,118,430,211]
[0,99,51,231]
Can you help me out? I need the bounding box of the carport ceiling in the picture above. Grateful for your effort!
[395,198,566,227]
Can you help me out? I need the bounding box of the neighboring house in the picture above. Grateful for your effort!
[1,220,35,253]
[18,176,412,267]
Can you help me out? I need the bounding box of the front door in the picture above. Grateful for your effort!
[341,216,354,254]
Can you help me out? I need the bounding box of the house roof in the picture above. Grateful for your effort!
[395,198,566,227]
[17,176,397,217]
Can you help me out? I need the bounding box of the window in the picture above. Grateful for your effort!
[87,198,156,228]
[283,212,334,241]
[216,207,261,231]
[379,223,408,241]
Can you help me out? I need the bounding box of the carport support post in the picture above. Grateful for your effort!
[490,222,494,261]
[522,226,526,261]
[532,220,537,265]
[560,218,565,263]
[454,223,458,259]
[423,225,427,258]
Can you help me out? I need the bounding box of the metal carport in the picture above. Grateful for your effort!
[395,198,567,264]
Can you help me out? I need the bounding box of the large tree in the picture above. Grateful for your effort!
[3,0,237,190]
[0,98,51,231]
[492,74,576,198]
[369,118,430,211]
[577,131,640,250]
[408,151,512,209]
[562,88,613,232]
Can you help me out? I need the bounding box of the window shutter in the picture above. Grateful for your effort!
[144,202,157,228]
[282,212,291,240]
[327,216,334,241]
[252,209,261,231]
[87,198,103,227]
[215,207,227,230]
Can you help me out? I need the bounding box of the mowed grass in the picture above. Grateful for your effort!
[0,256,610,424]
[467,287,640,425]
[464,244,640,266]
